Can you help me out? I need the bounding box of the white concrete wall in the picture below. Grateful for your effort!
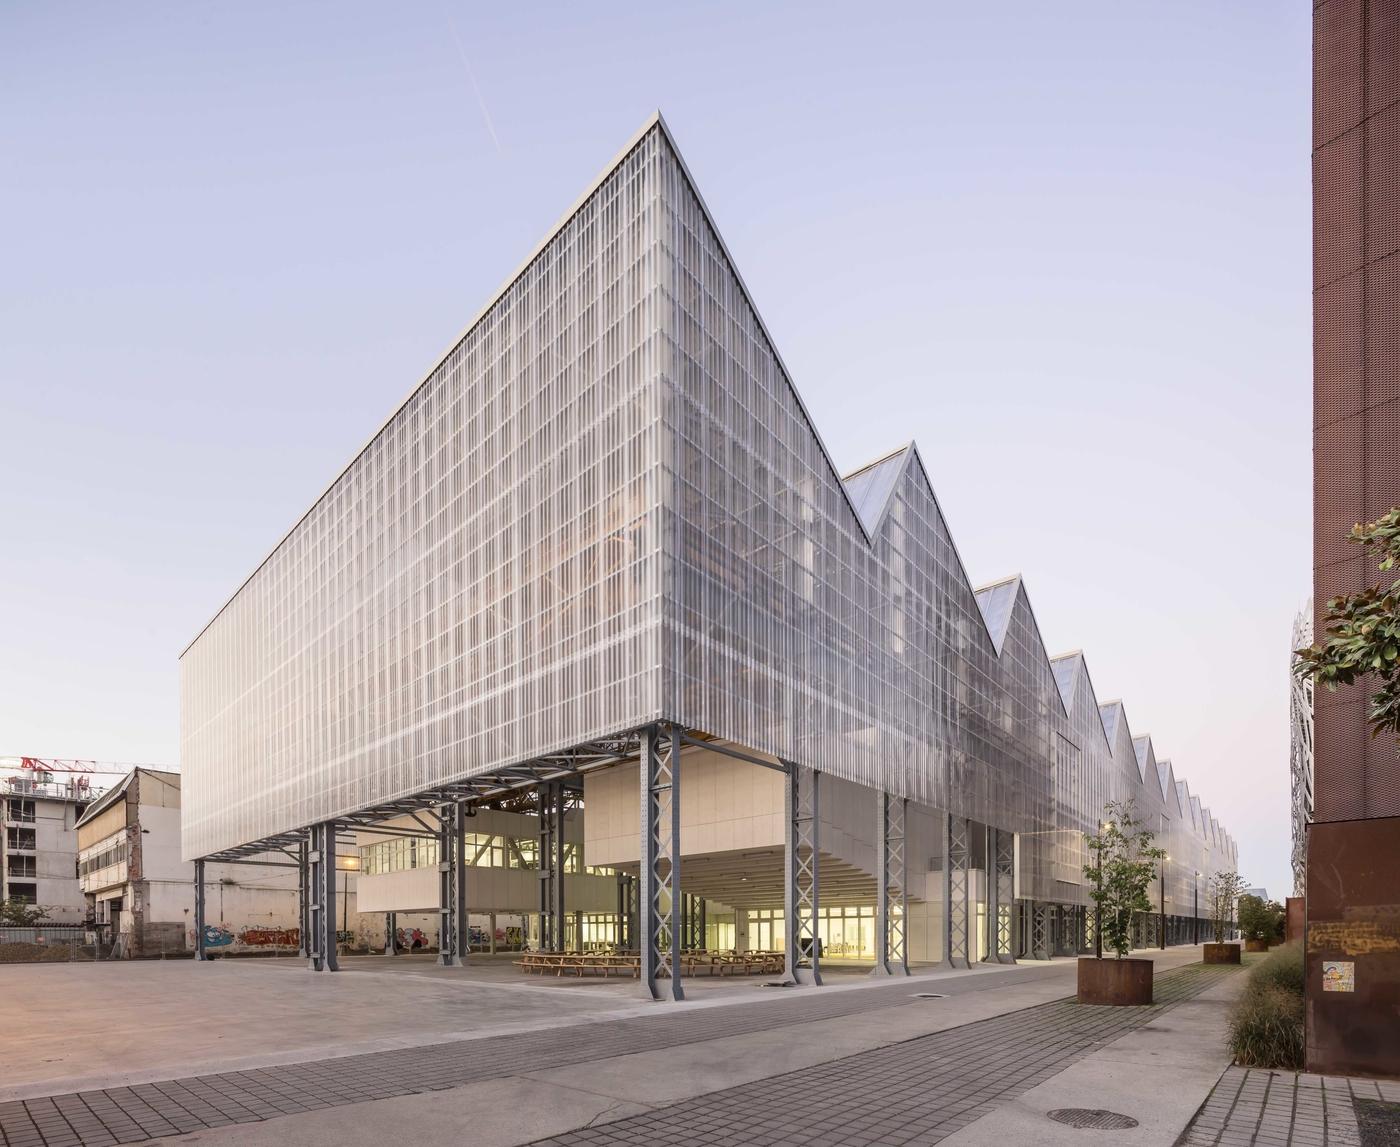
[355,807,617,917]
[583,749,888,877]
[584,748,787,866]
[356,865,615,915]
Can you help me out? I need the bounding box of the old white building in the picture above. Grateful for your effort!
[75,769,353,957]
[1,770,92,923]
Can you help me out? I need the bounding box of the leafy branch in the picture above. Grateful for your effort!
[1294,506,1400,743]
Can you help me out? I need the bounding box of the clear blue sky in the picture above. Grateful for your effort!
[1,2,1310,897]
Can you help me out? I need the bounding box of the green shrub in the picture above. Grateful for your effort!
[1227,941,1305,1069]
[1249,941,1304,995]
[1229,984,1304,1068]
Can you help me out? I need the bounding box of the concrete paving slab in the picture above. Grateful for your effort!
[938,968,1246,1146]
[144,1075,655,1147]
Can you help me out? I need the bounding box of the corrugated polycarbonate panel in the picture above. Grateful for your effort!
[180,131,669,859]
[652,131,1235,906]
[841,449,908,533]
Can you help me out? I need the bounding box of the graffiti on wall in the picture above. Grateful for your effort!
[238,927,299,947]
[396,927,428,950]
[201,924,234,947]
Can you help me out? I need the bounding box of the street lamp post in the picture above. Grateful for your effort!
[1160,854,1168,950]
[1087,824,1105,959]
[1193,870,1200,944]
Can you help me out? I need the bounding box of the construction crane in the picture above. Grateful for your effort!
[2,756,173,799]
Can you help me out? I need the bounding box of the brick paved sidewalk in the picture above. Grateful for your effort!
[0,961,1074,1147]
[0,960,1238,1147]
[1180,1066,1400,1147]
[526,961,1245,1147]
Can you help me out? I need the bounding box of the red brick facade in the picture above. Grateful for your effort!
[1308,0,1400,1079]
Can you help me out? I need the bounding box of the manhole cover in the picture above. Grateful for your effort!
[1047,1109,1139,1130]
[912,993,947,999]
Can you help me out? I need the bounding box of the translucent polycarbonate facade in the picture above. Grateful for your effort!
[1290,603,1313,897]
[181,130,670,858]
[651,135,1234,903]
[182,115,1237,904]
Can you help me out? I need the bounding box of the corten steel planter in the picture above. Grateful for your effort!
[1203,942,1241,964]
[1077,957,1153,1005]
[1245,939,1270,953]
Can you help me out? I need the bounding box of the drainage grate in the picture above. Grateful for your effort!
[1047,1109,1139,1130]
[912,993,947,999]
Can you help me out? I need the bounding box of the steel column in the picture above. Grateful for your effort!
[993,828,1016,963]
[385,912,397,955]
[1030,902,1050,961]
[640,724,683,1000]
[945,813,970,968]
[982,823,996,962]
[438,802,466,966]
[296,835,310,959]
[538,782,569,952]
[193,858,208,961]
[307,820,339,972]
[784,760,822,985]
[872,792,908,976]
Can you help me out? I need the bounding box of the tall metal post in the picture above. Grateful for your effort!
[784,760,822,986]
[307,820,339,972]
[385,912,397,955]
[982,822,996,962]
[438,802,466,966]
[554,787,567,949]
[193,858,208,961]
[872,792,908,976]
[1031,902,1050,960]
[945,813,970,969]
[640,724,683,1000]
[994,828,1016,963]
[297,834,310,959]
[538,783,568,951]
[1160,864,1167,950]
[1193,872,1200,944]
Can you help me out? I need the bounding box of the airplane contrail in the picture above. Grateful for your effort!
[443,6,502,153]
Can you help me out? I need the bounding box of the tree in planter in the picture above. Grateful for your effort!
[1208,870,1247,943]
[1294,505,1400,745]
[1082,799,1166,959]
[1238,894,1285,944]
[0,899,51,926]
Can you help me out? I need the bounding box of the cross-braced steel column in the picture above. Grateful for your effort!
[993,827,1015,962]
[982,823,998,962]
[384,912,397,955]
[944,813,970,969]
[872,792,908,976]
[296,835,310,959]
[1030,902,1050,960]
[193,858,208,961]
[307,820,339,971]
[438,802,466,966]
[784,760,822,986]
[640,724,683,1000]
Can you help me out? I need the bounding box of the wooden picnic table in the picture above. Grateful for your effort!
[514,950,784,978]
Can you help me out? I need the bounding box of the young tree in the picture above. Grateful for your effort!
[0,899,51,927]
[1237,894,1285,943]
[1209,871,1247,944]
[1083,799,1166,959]
[1295,506,1400,744]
